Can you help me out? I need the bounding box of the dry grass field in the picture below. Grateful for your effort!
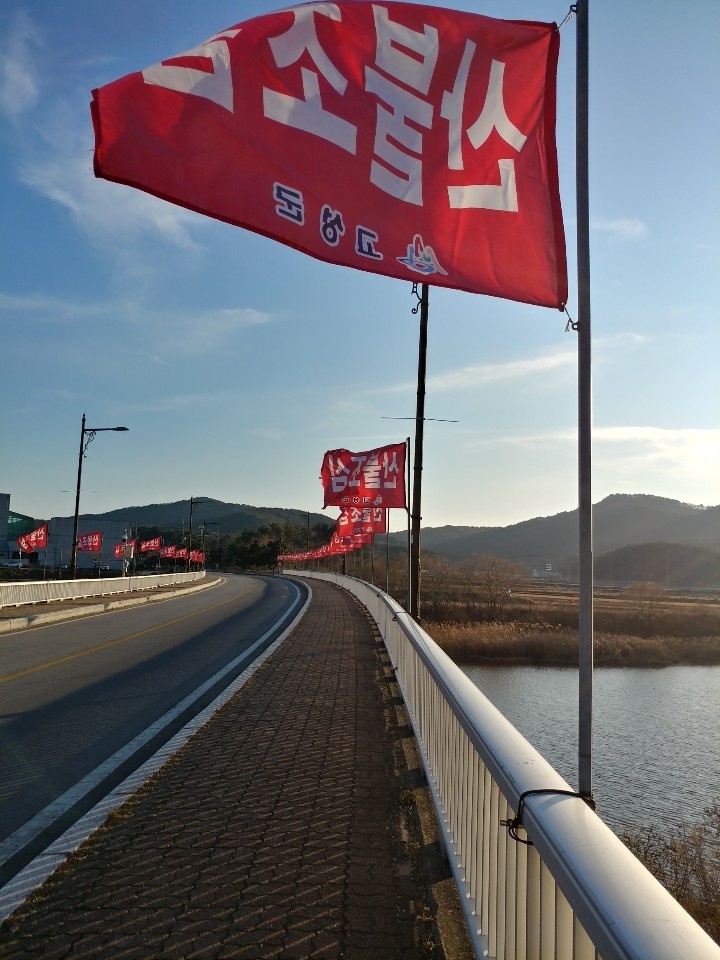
[385,559,720,666]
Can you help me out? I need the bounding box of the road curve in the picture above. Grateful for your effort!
[0,573,306,882]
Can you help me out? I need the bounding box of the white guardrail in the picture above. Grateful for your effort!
[0,572,206,609]
[296,571,720,960]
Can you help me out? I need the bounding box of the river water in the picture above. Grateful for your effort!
[460,663,720,834]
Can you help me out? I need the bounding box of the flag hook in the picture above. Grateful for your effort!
[410,282,422,315]
[564,306,579,332]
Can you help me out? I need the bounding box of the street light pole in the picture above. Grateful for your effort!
[187,497,209,571]
[71,413,129,579]
[204,521,220,569]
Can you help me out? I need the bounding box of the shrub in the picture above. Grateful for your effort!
[620,804,720,943]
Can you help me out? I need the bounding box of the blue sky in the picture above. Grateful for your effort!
[1,0,718,532]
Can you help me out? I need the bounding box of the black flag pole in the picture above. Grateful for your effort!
[410,283,429,621]
[576,0,594,800]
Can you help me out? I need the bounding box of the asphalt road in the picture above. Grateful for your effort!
[0,573,306,882]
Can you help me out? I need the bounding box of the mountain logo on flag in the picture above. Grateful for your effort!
[397,234,448,277]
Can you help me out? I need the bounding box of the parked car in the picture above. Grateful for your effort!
[0,559,29,568]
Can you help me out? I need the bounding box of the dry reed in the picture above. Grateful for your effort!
[425,620,720,666]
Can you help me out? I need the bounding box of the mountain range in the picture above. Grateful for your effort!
[397,494,720,586]
[73,493,720,587]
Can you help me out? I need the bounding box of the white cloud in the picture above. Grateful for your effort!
[0,11,42,120]
[21,150,202,251]
[591,218,648,240]
[470,425,719,505]
[595,425,720,467]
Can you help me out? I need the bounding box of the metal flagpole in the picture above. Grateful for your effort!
[406,436,411,612]
[385,509,389,594]
[576,0,594,799]
[410,282,429,621]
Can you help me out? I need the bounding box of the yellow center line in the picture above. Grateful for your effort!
[0,584,258,685]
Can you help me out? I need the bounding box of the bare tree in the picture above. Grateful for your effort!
[460,555,527,621]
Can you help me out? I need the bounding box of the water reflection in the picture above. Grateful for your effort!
[461,663,720,832]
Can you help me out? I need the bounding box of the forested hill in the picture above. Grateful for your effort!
[395,494,720,567]
[73,498,329,535]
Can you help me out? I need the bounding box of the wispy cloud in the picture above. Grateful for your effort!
[0,291,114,320]
[595,426,720,466]
[591,218,648,240]
[371,347,577,396]
[1,16,202,256]
[21,150,202,251]
[0,291,274,354]
[428,350,576,392]
[254,427,287,441]
[472,425,719,503]
[152,307,272,354]
[0,11,42,120]
[483,425,719,453]
[116,394,215,414]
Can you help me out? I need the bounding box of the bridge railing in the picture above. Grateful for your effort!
[297,571,720,960]
[0,572,206,609]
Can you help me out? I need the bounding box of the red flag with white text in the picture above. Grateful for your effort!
[140,536,163,553]
[77,531,102,552]
[336,506,387,537]
[321,443,406,509]
[17,523,48,553]
[91,3,566,308]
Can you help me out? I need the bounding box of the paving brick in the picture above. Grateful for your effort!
[0,580,470,959]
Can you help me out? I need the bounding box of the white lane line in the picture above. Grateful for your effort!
[0,580,310,924]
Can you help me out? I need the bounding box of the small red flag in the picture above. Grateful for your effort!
[17,523,48,553]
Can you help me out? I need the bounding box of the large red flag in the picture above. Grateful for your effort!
[92,3,566,308]
[17,523,48,553]
[321,442,406,509]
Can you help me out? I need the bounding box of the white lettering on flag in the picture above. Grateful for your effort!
[366,5,438,205]
[142,31,241,112]
[442,52,527,211]
[263,4,358,153]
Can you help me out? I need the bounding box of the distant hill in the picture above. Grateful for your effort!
[69,498,331,536]
[399,495,720,570]
[594,541,720,590]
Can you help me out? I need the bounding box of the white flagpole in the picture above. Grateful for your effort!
[576,0,594,799]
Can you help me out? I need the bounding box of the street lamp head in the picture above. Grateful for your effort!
[84,425,129,433]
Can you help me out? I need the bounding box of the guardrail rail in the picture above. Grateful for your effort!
[0,572,206,609]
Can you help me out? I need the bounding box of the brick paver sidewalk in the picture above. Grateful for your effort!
[0,578,470,959]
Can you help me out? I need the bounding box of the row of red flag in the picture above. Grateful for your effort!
[16,440,408,565]
[15,525,204,564]
[280,441,407,563]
